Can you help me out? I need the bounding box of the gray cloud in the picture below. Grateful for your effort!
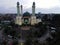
[0,7,60,14]
[0,0,60,13]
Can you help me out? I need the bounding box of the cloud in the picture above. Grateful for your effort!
[35,0,60,8]
[0,0,60,13]
[0,7,60,14]
[0,0,60,8]
[24,7,60,14]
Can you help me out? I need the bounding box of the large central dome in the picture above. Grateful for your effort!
[23,12,31,17]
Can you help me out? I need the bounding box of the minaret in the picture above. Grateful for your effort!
[32,2,35,16]
[31,2,36,25]
[17,2,20,16]
[15,2,22,25]
[21,5,23,15]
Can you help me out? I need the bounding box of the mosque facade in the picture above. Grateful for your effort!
[15,2,41,25]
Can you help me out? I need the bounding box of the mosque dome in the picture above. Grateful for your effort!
[23,12,31,17]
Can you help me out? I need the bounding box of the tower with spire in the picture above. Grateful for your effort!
[31,2,37,25]
[15,2,22,25]
[17,2,20,16]
[21,5,23,15]
[32,2,35,16]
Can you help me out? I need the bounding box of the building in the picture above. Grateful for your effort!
[15,2,42,25]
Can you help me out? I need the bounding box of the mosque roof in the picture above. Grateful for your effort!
[23,12,31,17]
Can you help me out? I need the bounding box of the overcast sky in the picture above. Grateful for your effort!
[0,0,60,13]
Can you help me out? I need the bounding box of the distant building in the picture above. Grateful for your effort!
[15,2,42,25]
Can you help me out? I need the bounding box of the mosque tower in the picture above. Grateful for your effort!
[17,2,20,16]
[15,2,22,25]
[31,2,37,25]
[21,5,23,15]
[32,2,35,16]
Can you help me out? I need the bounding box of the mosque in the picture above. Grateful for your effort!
[15,2,41,25]
[15,2,42,44]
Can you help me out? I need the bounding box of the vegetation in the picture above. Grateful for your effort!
[0,14,60,45]
[51,15,60,27]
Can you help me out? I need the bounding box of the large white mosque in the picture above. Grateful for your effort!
[15,2,41,25]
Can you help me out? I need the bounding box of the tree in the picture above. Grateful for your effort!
[3,25,20,38]
[34,22,47,37]
[52,15,60,27]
